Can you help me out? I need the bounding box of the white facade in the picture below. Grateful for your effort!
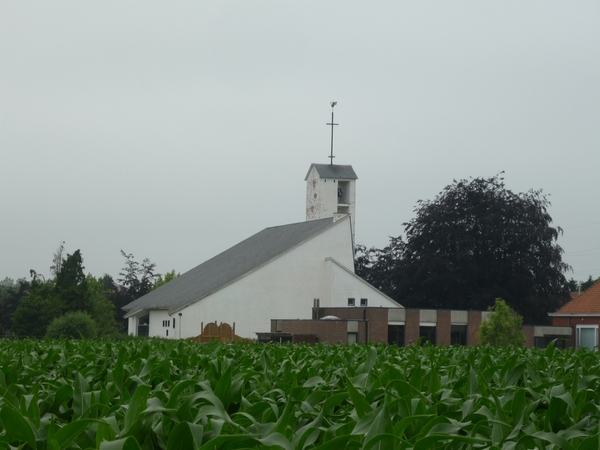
[305,165,356,245]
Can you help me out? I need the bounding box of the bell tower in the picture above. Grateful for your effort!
[305,163,357,244]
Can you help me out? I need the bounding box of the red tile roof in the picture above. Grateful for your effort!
[556,281,600,314]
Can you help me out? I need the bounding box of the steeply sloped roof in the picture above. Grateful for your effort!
[552,281,600,314]
[123,218,337,315]
[305,164,358,180]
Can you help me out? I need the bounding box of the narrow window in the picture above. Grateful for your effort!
[419,326,436,346]
[173,318,176,329]
[348,298,355,306]
[360,298,368,307]
[166,329,169,337]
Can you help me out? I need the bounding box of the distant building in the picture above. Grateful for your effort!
[549,280,600,350]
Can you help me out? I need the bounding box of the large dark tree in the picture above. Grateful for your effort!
[356,175,571,324]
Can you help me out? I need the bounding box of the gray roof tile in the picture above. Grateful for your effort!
[305,164,358,180]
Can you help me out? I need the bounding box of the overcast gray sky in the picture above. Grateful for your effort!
[1,1,599,286]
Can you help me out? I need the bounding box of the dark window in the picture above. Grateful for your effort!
[420,326,436,346]
[348,298,355,306]
[451,325,467,346]
[534,337,545,348]
[166,329,168,337]
[138,314,149,337]
[388,325,405,347]
[360,298,368,307]
[173,318,176,329]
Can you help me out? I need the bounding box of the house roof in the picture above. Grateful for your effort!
[304,164,358,181]
[122,217,338,315]
[552,281,600,315]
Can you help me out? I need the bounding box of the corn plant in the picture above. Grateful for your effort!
[0,338,599,449]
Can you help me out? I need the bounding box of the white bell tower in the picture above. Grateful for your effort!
[305,163,357,244]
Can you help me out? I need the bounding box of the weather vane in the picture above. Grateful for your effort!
[326,101,338,165]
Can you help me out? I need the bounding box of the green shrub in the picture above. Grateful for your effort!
[45,311,98,339]
[478,298,525,346]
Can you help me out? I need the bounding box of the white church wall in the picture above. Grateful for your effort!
[328,259,402,309]
[148,309,173,338]
[174,218,354,339]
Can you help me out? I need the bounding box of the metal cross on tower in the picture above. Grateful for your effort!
[326,101,338,165]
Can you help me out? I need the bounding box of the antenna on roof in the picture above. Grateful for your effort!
[326,102,338,165]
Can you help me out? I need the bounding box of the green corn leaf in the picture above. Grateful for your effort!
[578,432,600,450]
[100,437,142,450]
[49,384,74,415]
[531,431,577,450]
[345,376,372,419]
[363,433,399,450]
[414,434,488,450]
[97,420,117,448]
[55,419,95,449]
[392,414,435,440]
[363,400,394,450]
[46,418,60,450]
[313,434,361,450]
[257,432,294,450]
[197,435,258,450]
[213,366,233,409]
[302,376,326,388]
[123,384,151,434]
[265,397,293,437]
[73,372,90,418]
[166,379,197,409]
[0,406,38,449]
[167,422,203,450]
[356,347,377,376]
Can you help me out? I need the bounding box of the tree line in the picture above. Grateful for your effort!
[0,245,179,338]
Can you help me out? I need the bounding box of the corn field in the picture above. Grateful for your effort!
[0,339,599,449]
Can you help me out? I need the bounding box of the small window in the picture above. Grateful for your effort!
[166,329,169,337]
[348,298,355,306]
[173,318,176,329]
[360,298,368,307]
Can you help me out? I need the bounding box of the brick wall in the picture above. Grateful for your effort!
[522,325,535,347]
[437,310,451,346]
[366,308,388,344]
[467,310,482,345]
[318,307,366,320]
[405,309,420,345]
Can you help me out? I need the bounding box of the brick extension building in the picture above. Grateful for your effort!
[260,304,572,348]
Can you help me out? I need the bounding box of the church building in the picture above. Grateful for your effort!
[123,161,403,339]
